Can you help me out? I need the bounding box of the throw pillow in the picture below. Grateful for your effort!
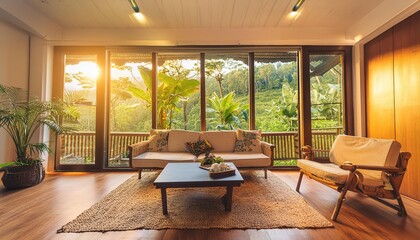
[185,140,214,156]
[147,129,169,152]
[234,129,262,153]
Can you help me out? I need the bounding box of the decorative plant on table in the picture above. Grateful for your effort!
[200,152,224,166]
[0,84,71,189]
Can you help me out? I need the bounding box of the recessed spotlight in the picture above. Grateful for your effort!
[128,0,140,13]
[292,0,305,12]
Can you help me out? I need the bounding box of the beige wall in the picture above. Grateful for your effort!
[0,19,29,164]
[29,36,54,171]
[0,19,52,169]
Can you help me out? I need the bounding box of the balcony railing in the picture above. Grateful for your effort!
[59,130,340,167]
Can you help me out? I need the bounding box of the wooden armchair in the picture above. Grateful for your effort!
[296,135,411,221]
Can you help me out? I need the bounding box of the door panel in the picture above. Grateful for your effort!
[53,47,105,171]
[364,29,395,139]
[309,54,345,159]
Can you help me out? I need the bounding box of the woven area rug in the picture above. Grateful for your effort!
[58,171,332,233]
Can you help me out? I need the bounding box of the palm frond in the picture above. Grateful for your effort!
[0,83,73,164]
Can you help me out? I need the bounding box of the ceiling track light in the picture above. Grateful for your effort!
[292,0,305,12]
[128,0,140,13]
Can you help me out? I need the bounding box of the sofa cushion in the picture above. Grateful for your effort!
[234,129,262,153]
[147,129,169,152]
[201,131,236,152]
[132,152,197,168]
[330,135,401,179]
[297,159,349,185]
[185,139,214,156]
[168,130,201,152]
[197,152,271,167]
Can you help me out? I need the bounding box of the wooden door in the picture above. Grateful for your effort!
[393,11,420,199]
[364,29,395,139]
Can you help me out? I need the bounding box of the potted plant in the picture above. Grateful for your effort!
[0,84,69,189]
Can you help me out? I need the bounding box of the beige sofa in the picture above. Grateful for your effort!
[128,129,275,179]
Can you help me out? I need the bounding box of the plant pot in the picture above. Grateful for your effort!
[1,162,45,190]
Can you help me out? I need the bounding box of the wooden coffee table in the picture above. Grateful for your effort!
[153,162,244,215]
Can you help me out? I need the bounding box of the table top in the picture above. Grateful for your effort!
[154,162,244,187]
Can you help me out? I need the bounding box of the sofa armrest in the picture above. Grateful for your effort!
[261,141,275,167]
[128,141,149,168]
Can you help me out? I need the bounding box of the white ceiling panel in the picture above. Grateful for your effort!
[2,0,414,45]
[23,0,385,30]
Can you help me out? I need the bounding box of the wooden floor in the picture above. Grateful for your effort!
[0,170,419,240]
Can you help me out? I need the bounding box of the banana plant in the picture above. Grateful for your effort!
[129,66,199,129]
[207,91,247,130]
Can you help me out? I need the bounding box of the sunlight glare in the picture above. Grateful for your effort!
[78,61,99,80]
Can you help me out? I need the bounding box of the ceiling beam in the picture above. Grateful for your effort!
[51,27,355,46]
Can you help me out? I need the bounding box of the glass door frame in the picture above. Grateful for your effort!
[51,46,353,170]
[53,46,106,171]
[300,46,354,156]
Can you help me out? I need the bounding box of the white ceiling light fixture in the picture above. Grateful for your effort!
[128,0,140,13]
[292,0,306,12]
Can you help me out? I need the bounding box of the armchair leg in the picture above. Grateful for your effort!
[264,169,268,179]
[332,190,347,221]
[138,169,142,179]
[332,171,356,221]
[296,171,304,192]
[396,194,407,216]
[388,176,407,216]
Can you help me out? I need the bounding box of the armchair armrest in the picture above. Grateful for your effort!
[128,141,149,159]
[261,141,275,166]
[301,145,330,161]
[340,163,402,173]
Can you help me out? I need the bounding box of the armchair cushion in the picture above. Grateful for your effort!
[297,159,349,185]
[329,135,401,179]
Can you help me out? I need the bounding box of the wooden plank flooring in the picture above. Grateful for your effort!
[0,170,419,240]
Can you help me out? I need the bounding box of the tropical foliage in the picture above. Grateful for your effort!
[0,84,70,166]
[67,54,343,133]
[129,66,200,129]
[207,92,248,130]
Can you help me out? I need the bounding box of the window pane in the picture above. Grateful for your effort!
[205,53,249,130]
[157,53,201,130]
[255,52,299,132]
[310,54,344,159]
[61,55,98,165]
[254,52,299,167]
[108,52,153,167]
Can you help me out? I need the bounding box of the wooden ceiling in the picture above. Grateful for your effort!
[25,0,381,30]
[1,0,417,45]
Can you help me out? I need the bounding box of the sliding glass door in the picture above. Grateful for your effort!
[107,52,153,168]
[53,47,105,171]
[309,54,345,159]
[53,46,353,170]
[301,47,353,161]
